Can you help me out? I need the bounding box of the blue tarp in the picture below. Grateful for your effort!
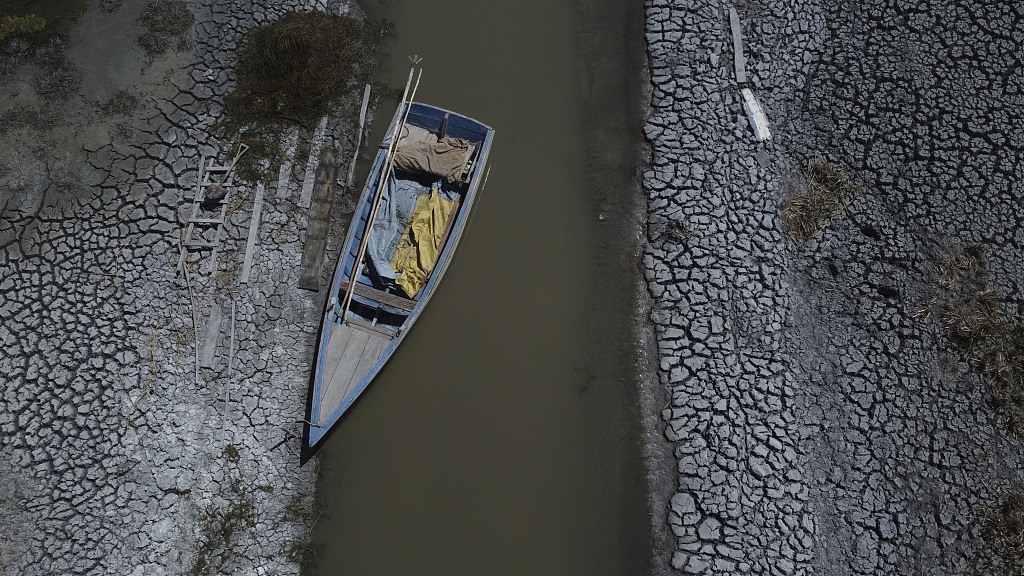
[365,172,457,285]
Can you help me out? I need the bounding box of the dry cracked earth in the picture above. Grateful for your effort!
[0,0,363,574]
[643,0,1024,574]
[3,0,1024,574]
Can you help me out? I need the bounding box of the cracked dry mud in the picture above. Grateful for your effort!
[643,0,1024,574]
[0,1,362,574]
[3,0,1023,574]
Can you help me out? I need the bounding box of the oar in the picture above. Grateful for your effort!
[338,56,422,323]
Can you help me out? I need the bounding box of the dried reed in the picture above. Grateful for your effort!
[929,245,1024,439]
[981,492,1024,575]
[782,158,862,242]
[217,12,383,182]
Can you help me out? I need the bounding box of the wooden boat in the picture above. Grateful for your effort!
[305,94,494,448]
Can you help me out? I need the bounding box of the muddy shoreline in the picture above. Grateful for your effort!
[0,1,363,573]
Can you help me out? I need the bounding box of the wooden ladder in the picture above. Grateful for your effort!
[177,145,248,276]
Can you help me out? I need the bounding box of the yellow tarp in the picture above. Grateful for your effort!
[390,188,456,298]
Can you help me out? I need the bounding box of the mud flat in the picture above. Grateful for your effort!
[0,1,365,574]
[642,0,1024,574]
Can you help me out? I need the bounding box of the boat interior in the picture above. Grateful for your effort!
[335,105,491,337]
[310,105,491,435]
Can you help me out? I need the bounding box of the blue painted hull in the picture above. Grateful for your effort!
[305,102,494,448]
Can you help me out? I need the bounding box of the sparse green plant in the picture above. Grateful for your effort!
[0,14,46,41]
[284,537,312,566]
[137,0,193,56]
[278,493,317,568]
[190,482,257,576]
[782,158,862,241]
[190,447,257,576]
[280,494,310,524]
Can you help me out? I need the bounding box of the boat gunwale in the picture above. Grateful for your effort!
[306,101,494,448]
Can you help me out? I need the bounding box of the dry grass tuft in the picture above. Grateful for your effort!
[981,493,1024,574]
[782,158,862,242]
[216,12,385,183]
[137,0,192,56]
[926,245,1024,438]
[103,89,141,116]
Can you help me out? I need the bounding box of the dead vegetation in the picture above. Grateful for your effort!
[0,32,81,101]
[217,11,386,183]
[920,244,1024,438]
[103,89,141,116]
[189,444,264,576]
[137,0,193,56]
[981,492,1024,575]
[782,158,862,241]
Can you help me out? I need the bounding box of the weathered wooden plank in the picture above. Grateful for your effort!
[199,302,222,368]
[240,182,265,284]
[345,316,398,338]
[741,87,772,141]
[339,278,415,311]
[348,335,386,399]
[219,300,235,443]
[729,7,747,85]
[298,149,338,291]
[276,128,298,198]
[299,116,329,208]
[345,84,372,192]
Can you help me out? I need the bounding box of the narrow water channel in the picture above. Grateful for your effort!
[309,1,650,574]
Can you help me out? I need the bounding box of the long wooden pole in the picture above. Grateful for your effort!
[338,57,422,322]
[341,69,421,317]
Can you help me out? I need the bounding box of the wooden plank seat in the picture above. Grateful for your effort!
[339,279,416,312]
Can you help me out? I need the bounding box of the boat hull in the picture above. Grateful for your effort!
[305,102,494,448]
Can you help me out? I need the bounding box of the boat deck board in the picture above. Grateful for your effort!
[318,321,389,424]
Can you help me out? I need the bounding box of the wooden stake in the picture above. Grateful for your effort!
[345,84,372,193]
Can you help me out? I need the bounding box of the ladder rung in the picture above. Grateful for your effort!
[201,178,234,187]
[195,197,228,207]
[188,217,224,224]
[184,240,218,248]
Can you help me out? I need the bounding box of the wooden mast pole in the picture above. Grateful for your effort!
[338,56,422,323]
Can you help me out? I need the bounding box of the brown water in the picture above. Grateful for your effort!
[309,1,650,574]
